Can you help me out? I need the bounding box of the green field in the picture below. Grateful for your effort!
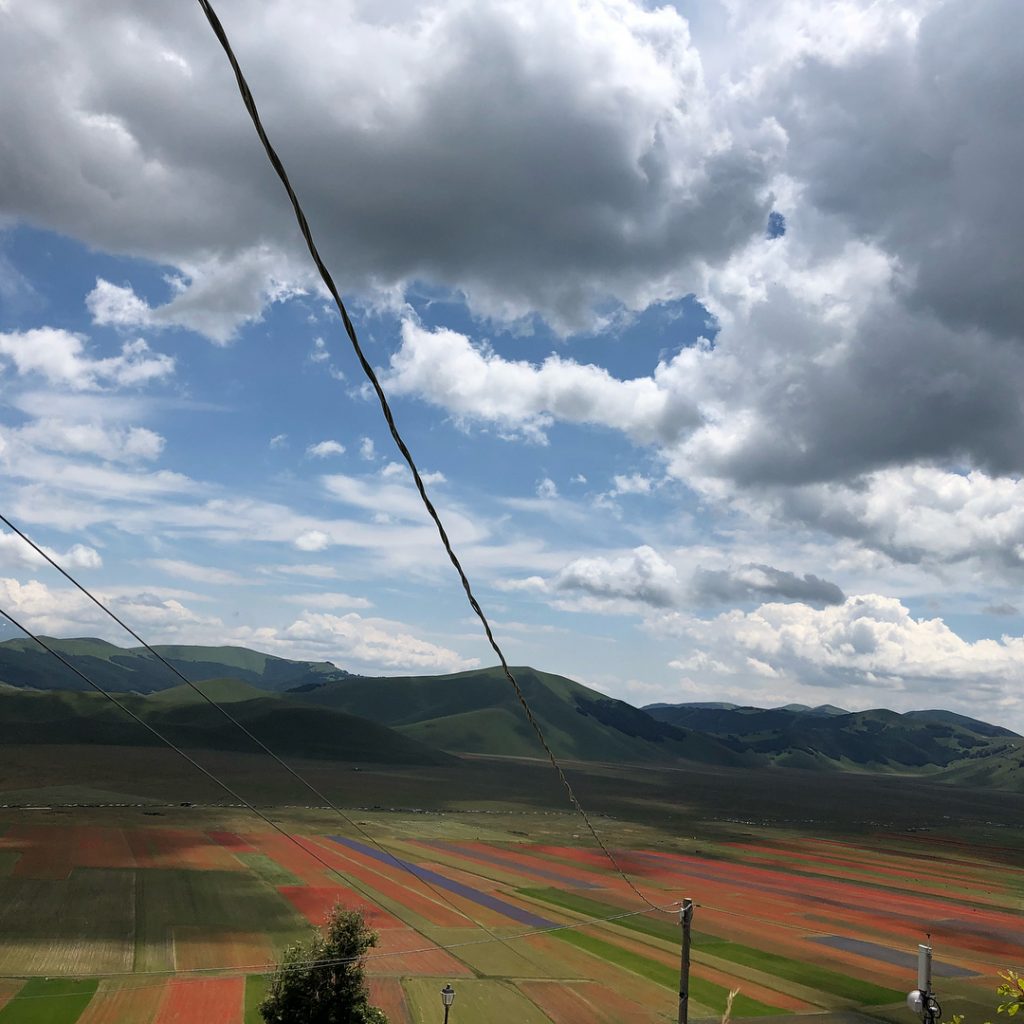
[0,745,1019,1024]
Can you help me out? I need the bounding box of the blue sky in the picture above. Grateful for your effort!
[2,0,1023,727]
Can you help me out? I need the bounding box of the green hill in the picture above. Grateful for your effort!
[643,702,1022,777]
[290,665,748,766]
[0,681,451,765]
[0,637,352,694]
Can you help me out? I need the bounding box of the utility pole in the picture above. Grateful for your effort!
[678,898,694,1024]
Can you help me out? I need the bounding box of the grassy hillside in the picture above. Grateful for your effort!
[291,665,748,766]
[0,680,451,765]
[644,702,1023,776]
[0,637,352,694]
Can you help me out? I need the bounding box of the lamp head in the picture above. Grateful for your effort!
[441,984,455,1007]
[907,990,925,1015]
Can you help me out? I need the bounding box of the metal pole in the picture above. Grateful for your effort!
[443,1006,450,1024]
[679,898,693,1024]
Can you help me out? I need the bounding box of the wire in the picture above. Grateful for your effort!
[194,0,665,914]
[0,902,678,990]
[0,515,508,942]
[0,606,449,921]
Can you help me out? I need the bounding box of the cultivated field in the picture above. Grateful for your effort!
[0,795,1020,1024]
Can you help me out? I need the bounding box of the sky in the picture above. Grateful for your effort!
[1,0,1023,727]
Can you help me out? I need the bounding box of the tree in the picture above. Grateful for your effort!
[944,972,1024,1024]
[260,904,389,1024]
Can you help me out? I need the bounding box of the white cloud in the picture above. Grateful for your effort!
[294,530,331,552]
[7,419,164,462]
[86,251,311,345]
[310,337,330,363]
[657,593,1024,720]
[306,440,346,458]
[0,329,174,391]
[269,433,288,449]
[385,319,704,445]
[283,611,477,672]
[554,545,680,609]
[536,478,559,500]
[359,437,376,461]
[146,559,252,586]
[0,533,102,572]
[0,576,218,642]
[610,473,653,496]
[281,591,372,611]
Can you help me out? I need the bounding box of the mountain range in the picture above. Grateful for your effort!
[0,637,1020,789]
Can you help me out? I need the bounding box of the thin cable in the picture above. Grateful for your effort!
[0,514,508,941]
[0,606,420,917]
[0,902,679,989]
[195,0,663,913]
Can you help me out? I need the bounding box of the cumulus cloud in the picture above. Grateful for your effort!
[0,329,174,391]
[294,530,330,552]
[554,545,680,609]
[692,563,845,607]
[0,0,777,337]
[386,319,704,444]
[306,440,345,458]
[283,611,477,672]
[0,533,102,572]
[0,576,217,641]
[659,594,1024,719]
[536,478,558,500]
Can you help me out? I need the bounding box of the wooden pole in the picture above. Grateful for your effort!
[679,898,693,1024]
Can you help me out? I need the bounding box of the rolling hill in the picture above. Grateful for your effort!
[0,636,352,694]
[1,638,1020,787]
[643,701,1022,774]
[290,665,752,766]
[0,678,450,765]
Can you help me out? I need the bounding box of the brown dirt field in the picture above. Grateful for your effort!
[207,831,257,853]
[172,927,274,971]
[4,825,74,879]
[367,977,412,1024]
[518,979,664,1024]
[76,979,167,1024]
[153,977,244,1024]
[73,827,136,870]
[125,828,242,872]
[364,927,474,977]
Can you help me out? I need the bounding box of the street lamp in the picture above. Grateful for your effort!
[441,984,455,1024]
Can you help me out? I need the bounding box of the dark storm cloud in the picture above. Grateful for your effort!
[691,564,845,607]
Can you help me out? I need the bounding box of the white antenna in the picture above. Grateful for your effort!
[907,943,940,1024]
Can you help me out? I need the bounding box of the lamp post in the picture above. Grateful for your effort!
[441,984,455,1024]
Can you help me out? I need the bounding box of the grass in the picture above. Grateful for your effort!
[694,937,905,1006]
[235,853,302,888]
[134,869,305,972]
[403,977,553,1024]
[521,887,904,1006]
[244,974,268,1024]
[552,930,782,1016]
[0,978,97,1024]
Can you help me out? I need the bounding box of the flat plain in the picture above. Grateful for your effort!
[0,746,1021,1023]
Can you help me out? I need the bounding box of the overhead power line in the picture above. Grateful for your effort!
[0,513,507,943]
[195,0,665,914]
